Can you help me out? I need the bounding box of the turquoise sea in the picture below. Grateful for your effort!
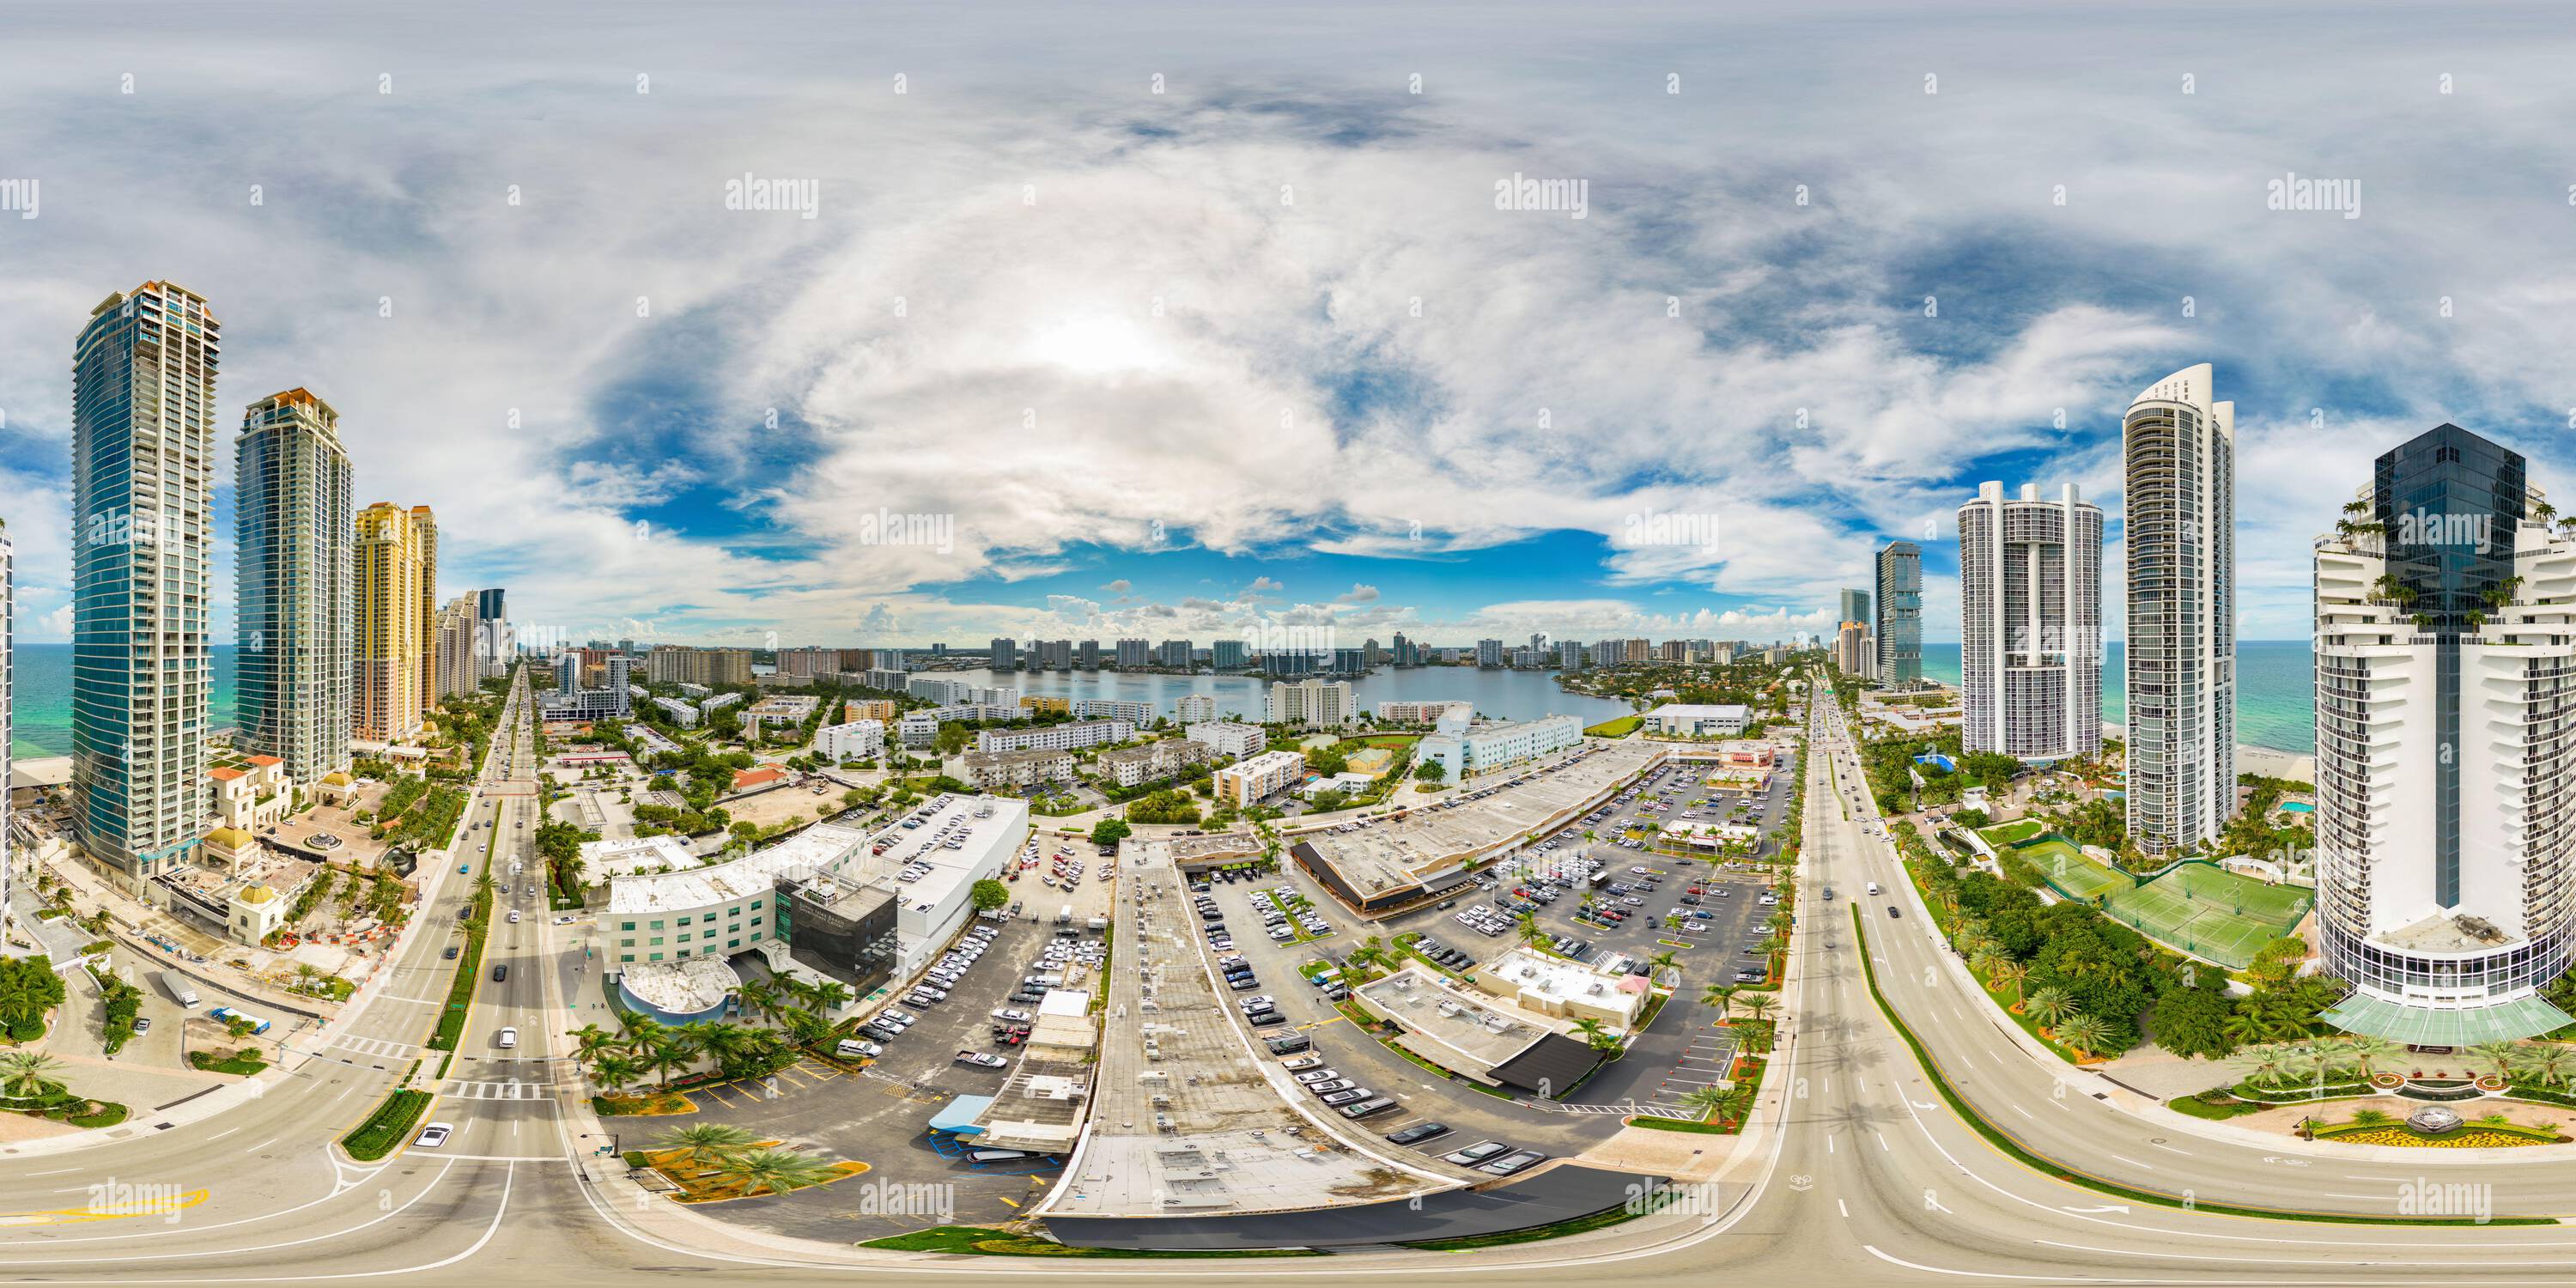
[11,644,240,758]
[1919,640,2315,756]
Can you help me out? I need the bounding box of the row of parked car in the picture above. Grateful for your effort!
[1252,886,1332,942]
[1275,1048,1400,1119]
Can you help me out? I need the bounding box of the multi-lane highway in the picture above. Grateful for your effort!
[9,674,2576,1285]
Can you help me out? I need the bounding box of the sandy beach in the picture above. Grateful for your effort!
[2101,723,2314,785]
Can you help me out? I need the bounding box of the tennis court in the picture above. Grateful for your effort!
[2017,839,2125,902]
[2102,862,2311,969]
[2008,841,2310,969]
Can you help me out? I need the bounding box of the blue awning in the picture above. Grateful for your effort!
[928,1094,994,1135]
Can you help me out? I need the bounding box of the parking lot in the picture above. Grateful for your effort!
[664,910,1108,1241]
[1183,869,1630,1172]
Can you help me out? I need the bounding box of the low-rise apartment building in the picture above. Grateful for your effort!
[963,747,1074,790]
[1094,738,1217,788]
[815,719,884,762]
[1213,748,1306,807]
[975,719,1133,755]
[1417,713,1583,782]
[1185,720,1267,761]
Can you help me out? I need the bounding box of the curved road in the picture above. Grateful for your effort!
[7,677,2576,1285]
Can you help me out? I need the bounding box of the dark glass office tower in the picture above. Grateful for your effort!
[2373,424,2524,908]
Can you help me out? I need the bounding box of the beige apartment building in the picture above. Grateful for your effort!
[355,501,438,740]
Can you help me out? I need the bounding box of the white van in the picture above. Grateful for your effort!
[1866,882,1880,896]
[496,1027,518,1049]
[507,909,521,924]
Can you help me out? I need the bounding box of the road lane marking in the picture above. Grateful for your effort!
[2107,1154,2152,1170]
[245,1137,276,1154]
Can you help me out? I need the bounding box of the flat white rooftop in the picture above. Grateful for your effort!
[605,823,870,914]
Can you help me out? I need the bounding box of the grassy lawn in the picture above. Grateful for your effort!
[188,1048,270,1076]
[861,1226,1323,1258]
[1977,818,2044,846]
[341,1090,434,1161]
[2167,1093,2266,1121]
[1583,715,1643,738]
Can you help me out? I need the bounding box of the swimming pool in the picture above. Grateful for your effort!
[2280,801,2314,813]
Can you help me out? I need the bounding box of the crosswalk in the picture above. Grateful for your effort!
[437,1078,561,1101]
[328,1034,419,1061]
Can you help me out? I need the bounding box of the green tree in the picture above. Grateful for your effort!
[708,1147,840,1196]
[1413,759,1447,785]
[2054,1012,2114,1059]
[0,1050,68,1099]
[969,878,1011,912]
[1090,818,1133,848]
[2023,986,2076,1028]
[656,1122,757,1169]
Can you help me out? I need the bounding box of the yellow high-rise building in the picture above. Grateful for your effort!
[355,502,438,741]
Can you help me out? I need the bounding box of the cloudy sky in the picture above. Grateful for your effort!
[4,1,2572,651]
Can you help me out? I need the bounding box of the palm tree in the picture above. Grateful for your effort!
[1701,981,1736,1011]
[0,1051,67,1100]
[2348,1108,2393,1128]
[591,1054,644,1098]
[1517,914,1548,949]
[2054,1012,2113,1060]
[655,1122,757,1169]
[2514,1042,2576,1090]
[613,1011,666,1056]
[2470,1042,2522,1080]
[2230,1043,2288,1089]
[1676,1084,1732,1122]
[708,1147,841,1196]
[2341,1034,2403,1082]
[1990,960,2030,994]
[2022,986,2076,1028]
[732,978,782,1025]
[1649,950,1681,987]
[1735,993,1778,1025]
[643,1034,698,1089]
[567,1023,617,1067]
[1571,1016,1621,1054]
[806,980,853,1016]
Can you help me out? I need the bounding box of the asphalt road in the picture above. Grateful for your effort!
[18,676,2576,1283]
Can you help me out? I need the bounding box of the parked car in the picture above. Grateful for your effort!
[955,1051,1008,1068]
[1386,1121,1452,1145]
[1479,1150,1547,1176]
[1442,1140,1510,1165]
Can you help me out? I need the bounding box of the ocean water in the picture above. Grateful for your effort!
[1919,640,2314,755]
[931,666,1637,727]
[10,644,240,758]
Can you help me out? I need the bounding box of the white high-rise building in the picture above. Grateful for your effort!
[1267,678,1355,728]
[1958,482,2103,762]
[2312,425,2576,1043]
[2123,363,2235,853]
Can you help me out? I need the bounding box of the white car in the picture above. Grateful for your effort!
[415,1121,455,1149]
[992,1008,1034,1022]
[955,1051,1008,1068]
